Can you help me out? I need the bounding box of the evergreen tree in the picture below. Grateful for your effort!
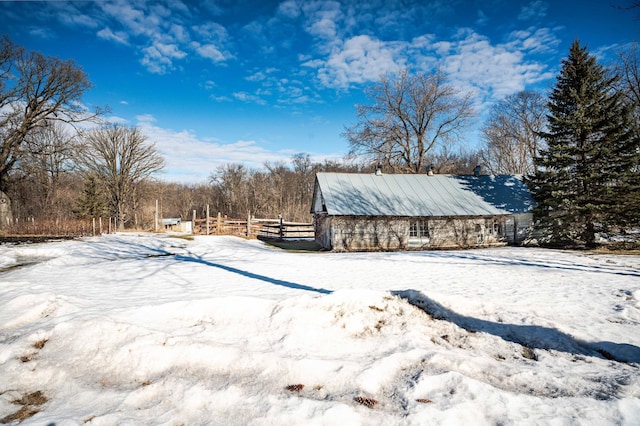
[74,175,107,219]
[528,40,640,247]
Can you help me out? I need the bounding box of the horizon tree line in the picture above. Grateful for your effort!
[1,35,638,247]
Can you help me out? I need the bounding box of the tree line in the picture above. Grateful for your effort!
[1,34,639,246]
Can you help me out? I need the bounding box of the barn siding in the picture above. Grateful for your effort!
[504,213,534,244]
[316,215,509,252]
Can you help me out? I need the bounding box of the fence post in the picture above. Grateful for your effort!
[246,211,251,236]
[192,210,196,235]
[279,214,284,239]
[92,217,96,236]
[154,199,159,232]
[217,212,222,235]
[99,217,103,235]
[206,204,210,235]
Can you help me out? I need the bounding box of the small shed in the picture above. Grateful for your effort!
[310,172,534,251]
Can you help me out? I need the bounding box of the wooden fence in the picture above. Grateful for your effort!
[0,212,313,241]
[193,213,314,239]
[257,220,315,240]
[0,217,111,239]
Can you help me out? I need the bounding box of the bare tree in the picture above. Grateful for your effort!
[0,36,105,227]
[18,122,80,214]
[210,163,253,217]
[429,146,483,175]
[615,43,640,115]
[344,69,475,173]
[479,91,547,175]
[79,124,164,230]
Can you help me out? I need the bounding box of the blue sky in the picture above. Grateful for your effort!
[1,0,638,183]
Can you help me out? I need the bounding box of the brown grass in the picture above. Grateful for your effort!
[285,384,304,392]
[33,339,48,350]
[0,391,48,423]
[0,405,41,423]
[354,396,378,408]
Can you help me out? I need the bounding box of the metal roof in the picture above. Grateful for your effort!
[313,173,534,217]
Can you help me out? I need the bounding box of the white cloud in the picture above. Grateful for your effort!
[203,80,217,91]
[518,0,548,21]
[476,10,488,26]
[232,92,267,105]
[191,22,228,42]
[191,42,226,62]
[439,28,555,102]
[97,27,129,45]
[99,0,156,38]
[301,0,343,41]
[135,117,294,183]
[141,41,187,74]
[28,27,55,39]
[91,1,231,74]
[315,35,403,88]
[136,114,156,123]
[508,27,560,54]
[246,71,267,82]
[277,0,301,19]
[105,115,130,125]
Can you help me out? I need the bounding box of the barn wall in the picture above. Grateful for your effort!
[314,213,333,250]
[318,215,509,252]
[329,216,408,252]
[504,213,534,244]
[423,217,506,249]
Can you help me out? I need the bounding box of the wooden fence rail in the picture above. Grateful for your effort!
[257,221,315,240]
[193,214,314,239]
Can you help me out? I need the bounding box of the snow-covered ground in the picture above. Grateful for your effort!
[0,233,639,425]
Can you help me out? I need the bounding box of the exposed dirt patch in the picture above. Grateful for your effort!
[0,235,77,245]
[0,391,48,423]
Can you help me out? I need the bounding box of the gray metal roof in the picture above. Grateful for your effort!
[313,173,534,217]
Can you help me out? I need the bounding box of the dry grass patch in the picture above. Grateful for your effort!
[285,384,304,392]
[0,391,48,423]
[354,396,378,408]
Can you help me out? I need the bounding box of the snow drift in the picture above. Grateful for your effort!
[0,234,639,425]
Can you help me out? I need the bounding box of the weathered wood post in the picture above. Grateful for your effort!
[246,211,251,236]
[279,214,284,239]
[217,212,222,235]
[192,210,196,235]
[206,204,210,235]
[92,217,96,236]
[99,217,103,235]
[154,199,159,232]
[0,191,13,230]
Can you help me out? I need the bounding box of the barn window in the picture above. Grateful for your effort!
[493,221,501,235]
[409,222,418,237]
[487,219,501,236]
[409,220,429,238]
[475,223,483,244]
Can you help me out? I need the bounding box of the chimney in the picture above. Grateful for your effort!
[426,164,434,176]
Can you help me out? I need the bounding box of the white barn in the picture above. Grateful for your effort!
[311,172,534,251]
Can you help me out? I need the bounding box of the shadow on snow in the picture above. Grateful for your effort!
[393,289,640,364]
[174,254,332,295]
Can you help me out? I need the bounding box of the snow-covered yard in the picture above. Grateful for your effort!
[0,233,639,425]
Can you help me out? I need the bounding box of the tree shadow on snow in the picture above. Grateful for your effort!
[174,254,332,295]
[393,289,640,364]
[415,250,640,278]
